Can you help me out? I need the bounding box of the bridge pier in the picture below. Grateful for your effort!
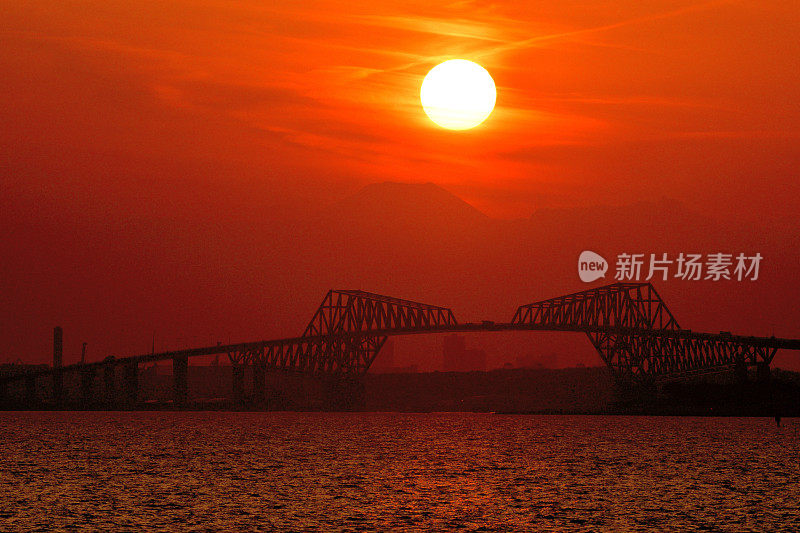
[80,368,96,406]
[757,362,770,383]
[104,364,116,404]
[232,364,245,404]
[52,370,64,406]
[734,358,749,383]
[173,355,188,407]
[123,362,138,406]
[24,375,37,407]
[252,365,266,405]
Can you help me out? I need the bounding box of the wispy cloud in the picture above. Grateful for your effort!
[349,14,509,42]
[476,0,735,58]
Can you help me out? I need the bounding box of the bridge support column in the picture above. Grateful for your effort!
[756,362,770,383]
[53,370,64,406]
[232,364,245,404]
[734,358,748,383]
[104,364,116,405]
[24,375,37,407]
[80,368,96,406]
[173,355,188,407]
[123,362,138,406]
[252,365,266,405]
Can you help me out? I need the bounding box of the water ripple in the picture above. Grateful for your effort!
[0,412,797,531]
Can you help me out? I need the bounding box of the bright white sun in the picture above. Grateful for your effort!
[420,59,496,130]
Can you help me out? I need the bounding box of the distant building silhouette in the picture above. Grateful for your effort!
[371,340,417,373]
[442,334,487,372]
[0,363,48,378]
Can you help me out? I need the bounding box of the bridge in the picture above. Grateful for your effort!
[2,282,799,408]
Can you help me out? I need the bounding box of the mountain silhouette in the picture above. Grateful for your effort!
[323,181,490,235]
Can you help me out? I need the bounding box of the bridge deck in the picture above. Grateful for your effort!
[3,322,799,383]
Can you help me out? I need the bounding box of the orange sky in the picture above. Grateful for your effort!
[3,0,798,217]
[1,1,799,366]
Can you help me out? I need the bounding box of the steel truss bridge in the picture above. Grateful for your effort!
[2,282,799,407]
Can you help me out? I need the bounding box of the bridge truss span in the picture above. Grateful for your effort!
[511,282,680,331]
[512,282,792,381]
[227,334,389,376]
[303,290,458,336]
[227,290,458,376]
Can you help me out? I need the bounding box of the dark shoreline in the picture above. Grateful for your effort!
[2,366,798,416]
[1,405,795,418]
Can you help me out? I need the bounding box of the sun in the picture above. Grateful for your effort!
[420,59,496,130]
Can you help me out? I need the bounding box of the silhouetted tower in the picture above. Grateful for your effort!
[53,327,63,368]
[442,334,487,372]
[442,335,466,371]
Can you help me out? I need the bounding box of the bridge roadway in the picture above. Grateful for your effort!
[6,322,800,382]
